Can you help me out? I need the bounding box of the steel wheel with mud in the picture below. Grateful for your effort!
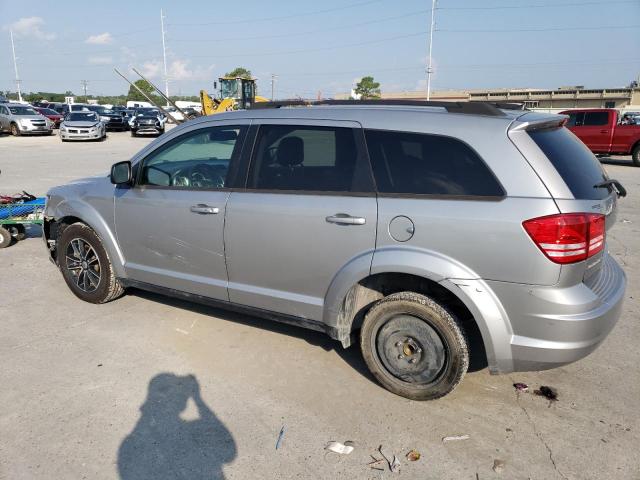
[360,292,469,400]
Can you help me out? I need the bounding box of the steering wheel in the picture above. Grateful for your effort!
[173,164,225,188]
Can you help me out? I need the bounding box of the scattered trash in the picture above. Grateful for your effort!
[368,456,386,471]
[97,364,103,367]
[325,440,355,455]
[622,219,632,224]
[390,455,401,473]
[406,449,421,462]
[442,434,470,442]
[513,382,528,392]
[275,425,285,450]
[534,386,558,402]
[493,459,506,474]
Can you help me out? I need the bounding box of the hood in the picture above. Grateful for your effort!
[66,173,109,185]
[17,115,47,122]
[63,121,100,128]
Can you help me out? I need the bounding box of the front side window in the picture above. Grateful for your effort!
[248,125,366,192]
[139,126,245,189]
[583,111,609,126]
[365,130,504,197]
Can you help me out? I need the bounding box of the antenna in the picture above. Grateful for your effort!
[426,0,437,101]
[160,9,169,105]
[10,30,22,102]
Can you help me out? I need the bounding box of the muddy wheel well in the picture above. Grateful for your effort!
[45,216,85,261]
[337,273,487,370]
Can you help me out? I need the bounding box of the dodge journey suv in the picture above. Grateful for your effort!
[43,100,627,400]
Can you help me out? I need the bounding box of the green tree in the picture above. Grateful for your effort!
[354,76,381,99]
[127,79,161,104]
[224,67,252,79]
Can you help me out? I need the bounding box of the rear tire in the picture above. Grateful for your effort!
[0,227,12,248]
[632,145,640,167]
[360,292,469,400]
[58,223,125,303]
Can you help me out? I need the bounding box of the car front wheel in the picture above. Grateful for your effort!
[10,123,20,136]
[58,223,124,303]
[360,291,469,400]
[632,144,640,167]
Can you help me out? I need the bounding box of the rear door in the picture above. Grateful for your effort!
[576,111,613,153]
[224,120,377,321]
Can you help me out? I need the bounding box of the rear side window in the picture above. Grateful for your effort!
[565,112,584,127]
[529,127,608,200]
[583,112,609,126]
[365,130,504,197]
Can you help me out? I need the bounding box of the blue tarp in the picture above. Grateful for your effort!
[0,198,46,220]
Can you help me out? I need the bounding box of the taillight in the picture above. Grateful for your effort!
[522,213,605,264]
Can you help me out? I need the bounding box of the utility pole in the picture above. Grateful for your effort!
[81,80,89,102]
[160,9,169,105]
[426,0,437,100]
[270,74,277,100]
[10,30,22,102]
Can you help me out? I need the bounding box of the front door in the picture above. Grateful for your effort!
[576,110,613,153]
[115,123,248,300]
[225,121,377,321]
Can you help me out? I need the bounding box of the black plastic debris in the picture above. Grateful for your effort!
[534,385,558,402]
[513,382,528,392]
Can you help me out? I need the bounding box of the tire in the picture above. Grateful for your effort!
[632,144,640,167]
[130,131,136,137]
[360,291,469,400]
[0,227,12,248]
[57,223,125,304]
[7,224,26,241]
[10,123,20,136]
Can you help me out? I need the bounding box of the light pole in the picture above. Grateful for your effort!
[426,0,437,101]
[270,74,277,100]
[160,9,169,104]
[10,30,22,102]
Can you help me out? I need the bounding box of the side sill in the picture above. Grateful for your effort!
[119,278,340,340]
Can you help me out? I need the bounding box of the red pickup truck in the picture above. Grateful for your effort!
[559,108,640,166]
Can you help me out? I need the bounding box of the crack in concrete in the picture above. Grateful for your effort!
[514,389,568,480]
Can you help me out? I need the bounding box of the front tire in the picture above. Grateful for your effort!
[130,130,136,137]
[632,145,640,167]
[58,223,124,303]
[360,292,469,400]
[10,123,20,136]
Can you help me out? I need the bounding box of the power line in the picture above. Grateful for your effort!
[437,24,640,33]
[169,0,383,26]
[437,0,638,10]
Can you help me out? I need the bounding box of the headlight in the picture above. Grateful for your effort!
[100,116,109,122]
[19,118,30,126]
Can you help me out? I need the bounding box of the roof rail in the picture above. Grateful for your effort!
[248,99,524,116]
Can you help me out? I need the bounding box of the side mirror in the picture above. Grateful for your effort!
[110,161,132,185]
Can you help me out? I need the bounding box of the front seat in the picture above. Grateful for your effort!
[263,136,305,189]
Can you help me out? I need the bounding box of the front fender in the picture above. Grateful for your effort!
[46,196,125,278]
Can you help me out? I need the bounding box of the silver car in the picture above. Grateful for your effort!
[59,111,106,142]
[0,103,54,136]
[43,101,627,400]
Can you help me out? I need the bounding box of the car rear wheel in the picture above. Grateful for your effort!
[10,123,20,136]
[0,227,12,248]
[58,223,124,303]
[632,144,640,167]
[360,291,469,400]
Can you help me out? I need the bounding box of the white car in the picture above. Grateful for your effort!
[59,112,106,142]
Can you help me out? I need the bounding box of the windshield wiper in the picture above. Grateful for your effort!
[594,179,626,198]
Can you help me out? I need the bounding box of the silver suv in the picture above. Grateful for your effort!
[0,103,54,136]
[43,101,627,400]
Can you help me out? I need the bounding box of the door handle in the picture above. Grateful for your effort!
[600,130,609,134]
[326,213,366,225]
[190,204,219,214]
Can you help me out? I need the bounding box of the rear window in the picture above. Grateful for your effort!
[529,127,608,200]
[583,111,609,126]
[365,130,504,197]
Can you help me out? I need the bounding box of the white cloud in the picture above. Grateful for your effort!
[140,60,162,78]
[85,32,113,45]
[138,59,215,82]
[6,17,56,40]
[88,56,113,65]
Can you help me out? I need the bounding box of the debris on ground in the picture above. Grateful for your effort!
[493,459,506,474]
[534,385,558,402]
[325,440,355,455]
[513,382,528,392]
[390,455,401,473]
[406,449,421,462]
[442,434,470,442]
[368,456,386,471]
[275,425,285,450]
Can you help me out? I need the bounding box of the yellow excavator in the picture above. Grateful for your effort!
[200,76,269,115]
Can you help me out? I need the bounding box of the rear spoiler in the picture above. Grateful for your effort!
[510,112,569,132]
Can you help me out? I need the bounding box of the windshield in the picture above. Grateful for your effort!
[9,106,38,115]
[39,108,59,115]
[137,109,160,116]
[68,112,98,122]
[86,105,107,114]
[220,79,241,99]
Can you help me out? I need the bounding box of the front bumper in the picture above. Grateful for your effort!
[20,124,53,134]
[486,254,626,372]
[59,129,103,141]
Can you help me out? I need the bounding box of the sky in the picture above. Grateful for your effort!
[1,0,639,99]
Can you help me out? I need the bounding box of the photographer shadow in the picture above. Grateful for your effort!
[118,373,235,480]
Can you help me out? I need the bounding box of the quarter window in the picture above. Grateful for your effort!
[365,130,503,197]
[139,126,245,189]
[248,125,368,192]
